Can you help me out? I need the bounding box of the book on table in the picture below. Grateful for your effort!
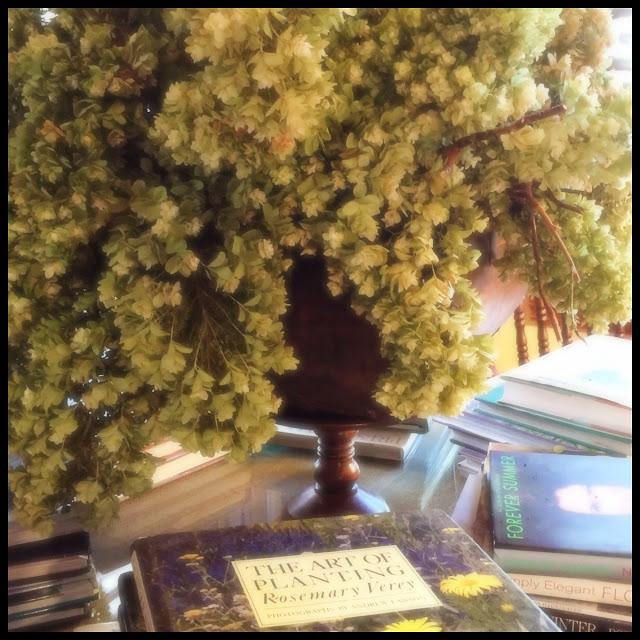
[8,507,86,549]
[452,445,632,633]
[476,383,632,457]
[530,595,632,633]
[8,529,93,584]
[7,604,90,632]
[128,509,560,632]
[7,500,97,631]
[507,572,631,607]
[8,572,99,623]
[117,570,145,633]
[487,450,632,583]
[498,334,631,438]
[271,423,422,462]
[434,409,593,456]
[142,438,230,491]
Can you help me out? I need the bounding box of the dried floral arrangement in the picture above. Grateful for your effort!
[8,9,631,529]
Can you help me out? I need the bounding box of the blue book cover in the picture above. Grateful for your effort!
[488,451,632,582]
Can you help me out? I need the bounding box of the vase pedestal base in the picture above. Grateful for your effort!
[286,485,389,520]
[279,420,391,520]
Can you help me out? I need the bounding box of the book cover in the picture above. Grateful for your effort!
[541,608,632,633]
[508,573,631,607]
[499,335,631,436]
[435,411,588,454]
[8,508,86,549]
[117,570,146,633]
[533,596,632,633]
[8,530,92,584]
[476,384,632,456]
[130,510,560,632]
[8,574,99,622]
[488,451,632,582]
[531,595,632,625]
[7,604,89,632]
[271,424,421,462]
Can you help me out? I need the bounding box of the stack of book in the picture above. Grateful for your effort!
[271,418,428,463]
[139,438,230,491]
[434,334,632,468]
[8,507,99,631]
[486,449,632,632]
[271,423,424,462]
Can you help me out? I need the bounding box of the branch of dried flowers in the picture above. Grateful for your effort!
[528,209,562,342]
[441,104,567,172]
[523,182,580,282]
[545,189,584,214]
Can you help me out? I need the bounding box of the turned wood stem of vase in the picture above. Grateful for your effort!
[285,422,390,520]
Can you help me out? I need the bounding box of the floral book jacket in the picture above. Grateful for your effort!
[129,509,560,632]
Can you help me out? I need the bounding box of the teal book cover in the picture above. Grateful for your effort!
[488,451,632,582]
[476,385,632,456]
[130,510,560,632]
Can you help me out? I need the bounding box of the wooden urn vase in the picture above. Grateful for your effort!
[273,256,394,519]
[274,251,527,520]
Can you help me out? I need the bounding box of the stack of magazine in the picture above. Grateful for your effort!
[434,334,632,471]
[8,502,99,631]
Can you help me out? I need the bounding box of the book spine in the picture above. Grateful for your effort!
[509,573,632,607]
[542,608,632,632]
[531,596,632,622]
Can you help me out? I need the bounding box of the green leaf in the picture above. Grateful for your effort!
[75,480,104,504]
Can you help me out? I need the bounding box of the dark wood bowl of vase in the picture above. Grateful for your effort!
[273,251,526,519]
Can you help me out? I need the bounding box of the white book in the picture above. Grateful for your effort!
[272,424,422,462]
[500,335,631,437]
[509,573,632,608]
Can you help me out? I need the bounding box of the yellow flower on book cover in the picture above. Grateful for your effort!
[383,617,443,632]
[439,573,504,598]
[182,609,203,619]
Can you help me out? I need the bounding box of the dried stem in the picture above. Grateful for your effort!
[441,104,567,170]
[545,189,584,214]
[523,182,579,281]
[561,188,591,196]
[528,210,562,342]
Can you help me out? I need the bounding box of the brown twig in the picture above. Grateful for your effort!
[528,210,562,342]
[545,190,584,214]
[561,188,590,196]
[523,183,579,281]
[441,104,567,171]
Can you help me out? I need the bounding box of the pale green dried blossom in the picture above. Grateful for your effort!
[8,8,631,530]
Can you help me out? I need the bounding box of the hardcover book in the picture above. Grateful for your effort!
[499,334,632,437]
[508,573,631,607]
[272,424,421,462]
[434,410,589,455]
[117,570,146,633]
[7,604,89,632]
[136,438,230,492]
[129,510,560,632]
[488,451,632,582]
[8,573,99,623]
[476,384,631,457]
[8,530,92,584]
[531,596,632,633]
